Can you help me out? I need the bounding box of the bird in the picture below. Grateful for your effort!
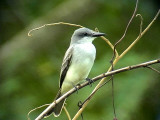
[46,27,105,117]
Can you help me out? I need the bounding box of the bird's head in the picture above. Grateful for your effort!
[71,28,106,44]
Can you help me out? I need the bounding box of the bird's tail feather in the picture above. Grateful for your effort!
[45,90,66,117]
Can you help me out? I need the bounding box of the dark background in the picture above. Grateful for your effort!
[0,0,160,120]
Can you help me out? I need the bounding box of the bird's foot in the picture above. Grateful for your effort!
[72,83,79,94]
[86,78,94,87]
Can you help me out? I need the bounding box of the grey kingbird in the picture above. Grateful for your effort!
[47,27,105,117]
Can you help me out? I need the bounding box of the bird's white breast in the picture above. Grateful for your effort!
[61,43,96,94]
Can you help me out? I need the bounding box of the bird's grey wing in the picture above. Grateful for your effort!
[59,47,73,88]
[45,48,73,117]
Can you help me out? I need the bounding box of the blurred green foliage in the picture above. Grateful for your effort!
[0,0,160,120]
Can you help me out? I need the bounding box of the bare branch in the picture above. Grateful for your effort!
[27,104,50,120]
[34,59,160,120]
[146,66,160,74]
[64,106,71,120]
[95,27,119,58]
[28,22,84,36]
[114,0,139,48]
[111,0,139,62]
[101,36,119,58]
[79,77,112,107]
[136,14,143,35]
[120,9,160,59]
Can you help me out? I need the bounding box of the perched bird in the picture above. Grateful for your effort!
[47,27,105,117]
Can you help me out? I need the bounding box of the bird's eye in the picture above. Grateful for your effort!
[83,33,88,36]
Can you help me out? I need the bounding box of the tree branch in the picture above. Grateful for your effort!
[64,106,71,120]
[34,58,160,120]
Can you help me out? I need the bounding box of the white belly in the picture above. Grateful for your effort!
[61,43,96,94]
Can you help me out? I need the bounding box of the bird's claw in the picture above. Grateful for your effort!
[72,83,79,94]
[86,78,94,87]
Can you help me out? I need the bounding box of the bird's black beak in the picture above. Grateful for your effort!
[92,32,106,37]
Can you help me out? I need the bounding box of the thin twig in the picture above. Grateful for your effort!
[136,14,143,35]
[146,66,160,74]
[101,36,119,58]
[110,1,139,117]
[119,9,160,59]
[80,77,112,107]
[27,104,50,120]
[111,75,117,119]
[64,106,71,120]
[111,0,139,62]
[28,22,84,36]
[77,101,84,120]
[95,28,119,57]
